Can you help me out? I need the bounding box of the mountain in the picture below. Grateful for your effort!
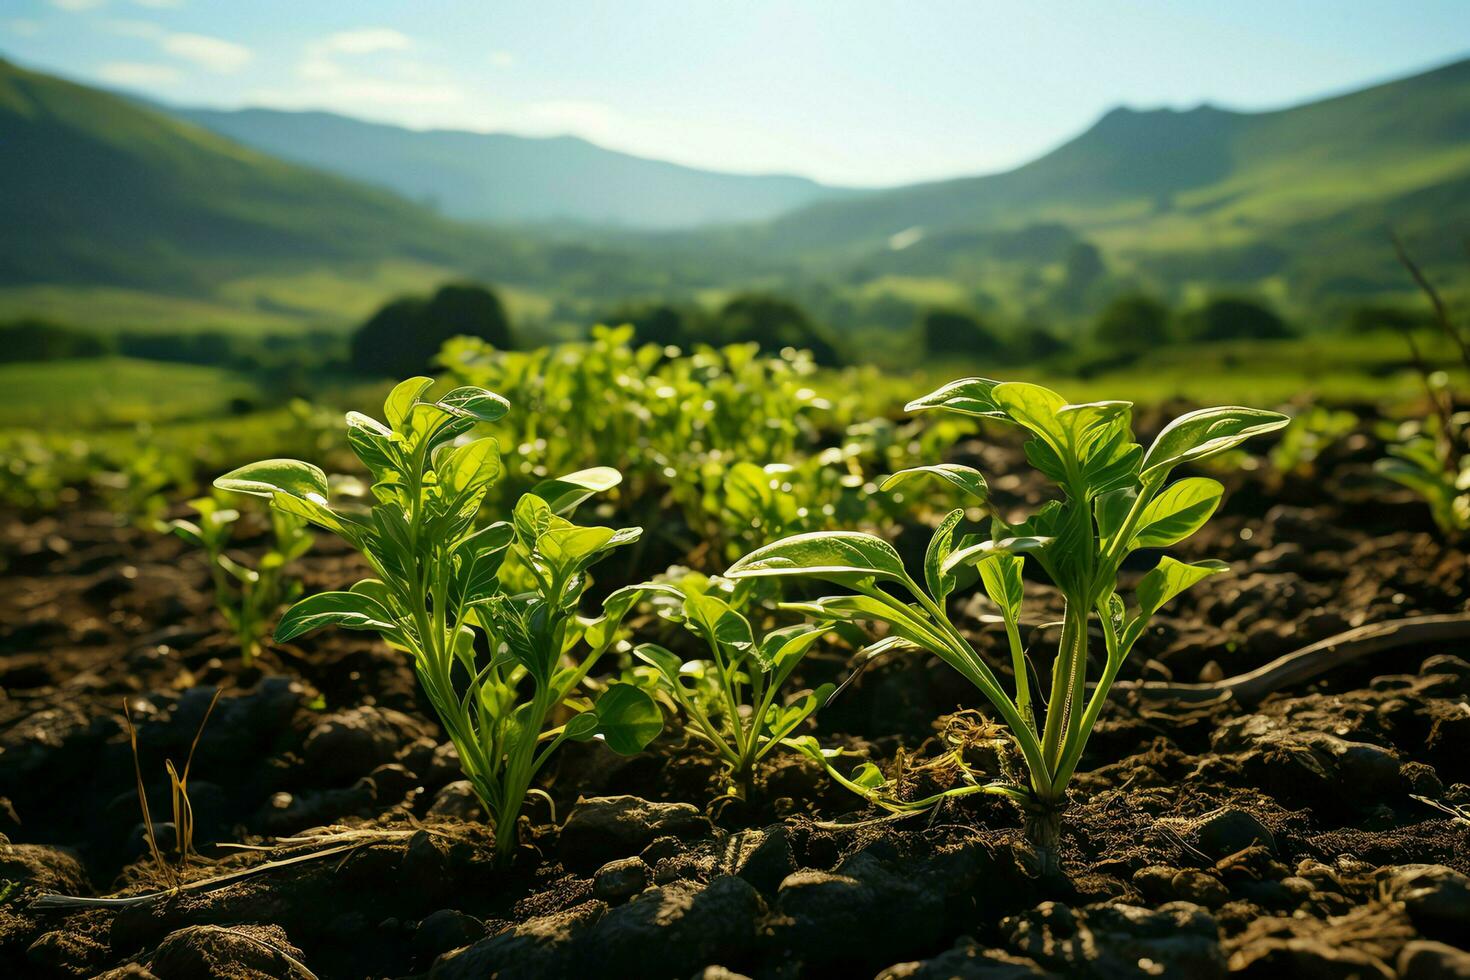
[748,55,1470,299]
[167,106,861,230]
[0,57,523,295]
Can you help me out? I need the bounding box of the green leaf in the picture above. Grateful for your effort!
[633,643,685,686]
[726,531,909,588]
[992,382,1068,447]
[1133,478,1223,549]
[594,684,663,755]
[684,591,755,658]
[924,509,965,601]
[880,464,988,504]
[438,437,501,497]
[215,459,355,536]
[215,458,328,502]
[274,591,397,642]
[977,552,1024,623]
[384,377,434,431]
[1135,557,1229,620]
[512,494,554,546]
[756,622,830,676]
[1094,488,1136,545]
[561,711,600,742]
[435,386,511,422]
[1057,400,1132,450]
[540,525,617,565]
[778,594,942,651]
[1142,407,1290,476]
[345,412,397,476]
[531,467,623,515]
[904,377,1006,419]
[940,535,1049,578]
[161,518,204,549]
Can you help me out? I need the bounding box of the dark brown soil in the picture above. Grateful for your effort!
[0,429,1467,979]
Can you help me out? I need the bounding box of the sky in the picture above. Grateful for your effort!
[4,1,1468,187]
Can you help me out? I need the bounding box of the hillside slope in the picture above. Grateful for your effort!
[754,56,1470,294]
[169,106,861,230]
[0,58,520,293]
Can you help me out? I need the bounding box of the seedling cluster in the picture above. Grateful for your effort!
[215,370,1285,863]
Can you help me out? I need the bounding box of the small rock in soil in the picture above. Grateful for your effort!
[586,875,763,977]
[0,842,90,895]
[593,856,650,902]
[436,876,763,979]
[775,850,948,971]
[427,780,484,821]
[1190,806,1276,857]
[1229,938,1394,979]
[302,705,427,784]
[559,795,710,870]
[732,826,796,895]
[882,938,1044,979]
[27,929,110,977]
[148,924,304,980]
[1399,940,1470,980]
[1381,865,1470,941]
[414,909,487,962]
[1003,901,1225,980]
[1172,870,1231,909]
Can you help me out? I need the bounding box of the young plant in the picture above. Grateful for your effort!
[728,378,1287,869]
[215,378,662,863]
[631,578,833,800]
[1377,395,1469,534]
[1377,242,1470,536]
[160,497,313,667]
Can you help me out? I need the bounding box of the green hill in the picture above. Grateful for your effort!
[0,57,525,298]
[167,106,863,231]
[748,56,1470,305]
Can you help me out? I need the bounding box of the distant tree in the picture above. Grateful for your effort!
[1184,297,1292,343]
[1063,242,1106,295]
[1344,304,1427,335]
[1010,323,1069,363]
[1092,294,1173,350]
[714,294,842,365]
[0,318,110,363]
[351,283,514,376]
[919,308,1000,358]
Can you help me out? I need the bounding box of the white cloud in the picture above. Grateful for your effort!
[6,19,43,36]
[97,60,181,85]
[161,32,251,73]
[103,18,164,39]
[266,28,471,114]
[319,28,413,56]
[49,0,107,10]
[488,50,515,69]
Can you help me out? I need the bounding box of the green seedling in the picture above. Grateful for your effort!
[631,578,833,800]
[161,497,312,667]
[1377,393,1469,535]
[728,377,1287,869]
[215,378,662,863]
[1269,405,1357,477]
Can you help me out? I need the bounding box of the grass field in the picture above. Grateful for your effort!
[0,358,263,429]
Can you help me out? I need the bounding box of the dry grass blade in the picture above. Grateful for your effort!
[122,697,174,890]
[31,828,437,910]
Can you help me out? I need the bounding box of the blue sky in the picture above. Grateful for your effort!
[4,1,1467,186]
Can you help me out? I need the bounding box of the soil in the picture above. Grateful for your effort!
[0,423,1467,979]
